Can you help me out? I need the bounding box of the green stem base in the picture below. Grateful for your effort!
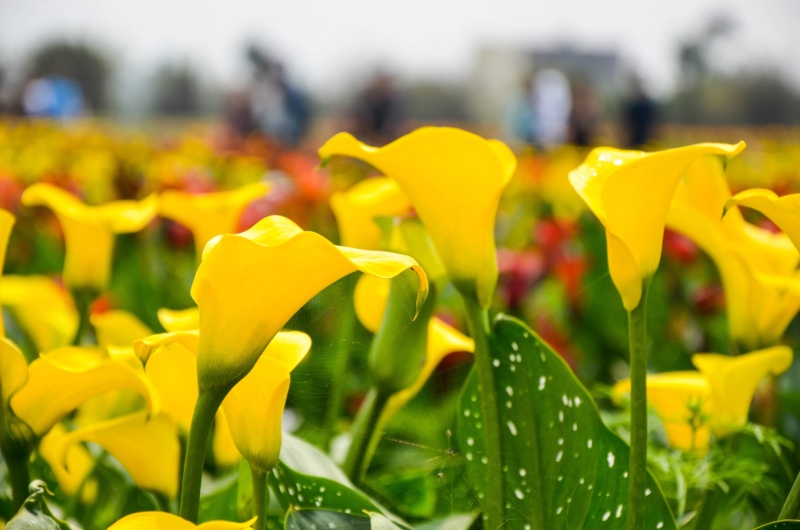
[251,467,269,530]
[343,388,390,485]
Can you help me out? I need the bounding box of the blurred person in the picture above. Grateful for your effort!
[247,47,310,147]
[352,72,403,144]
[531,69,571,148]
[22,75,84,120]
[504,75,535,144]
[569,83,600,147]
[623,74,657,148]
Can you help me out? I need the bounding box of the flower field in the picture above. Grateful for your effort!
[1,119,800,529]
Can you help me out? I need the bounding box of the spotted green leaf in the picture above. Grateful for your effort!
[457,315,677,530]
[754,523,800,529]
[284,509,410,529]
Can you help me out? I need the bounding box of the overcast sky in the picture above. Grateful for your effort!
[1,0,799,97]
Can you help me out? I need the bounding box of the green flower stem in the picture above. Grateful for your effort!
[71,288,98,346]
[780,469,800,520]
[461,294,504,530]
[179,388,228,522]
[325,292,356,432]
[343,387,391,484]
[2,444,31,511]
[627,281,651,530]
[251,466,269,530]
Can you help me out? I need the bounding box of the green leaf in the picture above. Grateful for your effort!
[414,513,478,530]
[285,509,370,529]
[6,481,73,530]
[753,523,800,529]
[457,315,677,530]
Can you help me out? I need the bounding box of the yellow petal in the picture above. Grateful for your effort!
[57,412,179,499]
[0,209,14,337]
[613,372,712,452]
[354,274,391,333]
[330,177,411,249]
[693,346,793,434]
[91,310,154,350]
[262,331,311,372]
[212,410,241,468]
[108,512,256,530]
[1,275,78,353]
[569,142,745,311]
[134,331,199,365]
[0,337,28,405]
[725,189,800,253]
[144,343,199,434]
[320,127,514,307]
[21,183,157,290]
[221,356,291,474]
[11,347,159,436]
[157,307,200,332]
[159,182,270,256]
[191,215,426,391]
[38,424,97,502]
[381,318,474,426]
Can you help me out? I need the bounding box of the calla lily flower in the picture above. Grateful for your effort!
[1,275,78,353]
[10,346,159,437]
[90,310,154,351]
[613,346,792,452]
[221,331,311,473]
[667,157,800,349]
[157,307,200,332]
[21,183,158,291]
[56,411,180,499]
[354,274,474,424]
[330,176,411,249]
[569,142,745,311]
[159,182,270,257]
[191,215,427,392]
[319,127,515,308]
[0,209,15,337]
[108,513,256,530]
[725,189,800,252]
[39,424,98,502]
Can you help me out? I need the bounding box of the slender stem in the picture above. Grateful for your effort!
[461,294,504,530]
[179,389,227,523]
[251,466,269,530]
[71,288,97,346]
[325,295,356,432]
[780,469,800,519]
[3,447,31,511]
[627,281,651,530]
[343,387,390,484]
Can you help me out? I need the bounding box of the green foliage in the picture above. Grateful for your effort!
[457,315,677,529]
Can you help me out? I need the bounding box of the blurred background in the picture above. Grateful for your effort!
[1,0,799,146]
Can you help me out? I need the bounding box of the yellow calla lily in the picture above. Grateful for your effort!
[90,310,154,350]
[613,346,792,452]
[157,307,200,332]
[21,183,158,290]
[569,142,745,311]
[1,275,78,353]
[56,411,180,499]
[191,215,427,391]
[159,182,270,257]
[221,331,311,474]
[38,424,98,502]
[692,346,792,434]
[0,338,28,408]
[10,346,159,437]
[725,189,800,252]
[613,373,712,452]
[319,127,515,307]
[212,410,241,468]
[0,209,15,337]
[330,177,411,249]
[355,274,474,424]
[108,512,256,530]
[667,157,800,349]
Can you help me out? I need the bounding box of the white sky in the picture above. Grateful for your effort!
[1,0,799,97]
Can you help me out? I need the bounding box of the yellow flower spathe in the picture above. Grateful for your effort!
[667,157,800,349]
[725,189,800,253]
[330,176,411,249]
[613,346,792,452]
[569,142,745,311]
[1,275,78,353]
[191,215,427,391]
[320,127,515,307]
[159,182,269,257]
[108,512,256,530]
[21,183,158,290]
